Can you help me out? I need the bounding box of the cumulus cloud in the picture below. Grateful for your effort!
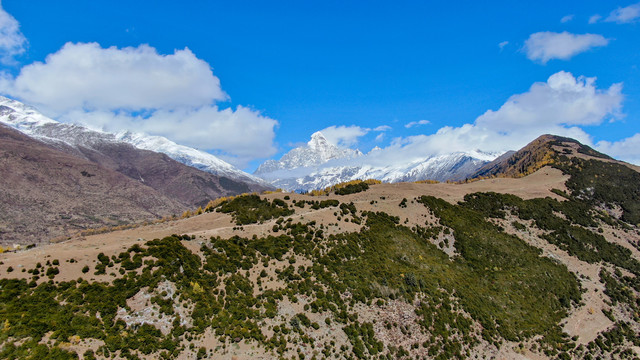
[498,41,509,51]
[310,124,388,150]
[476,71,623,130]
[350,71,623,166]
[319,125,369,147]
[605,2,640,23]
[433,71,621,152]
[561,14,575,23]
[405,120,430,128]
[596,134,640,165]
[524,31,609,63]
[0,3,27,64]
[271,71,630,182]
[0,42,278,168]
[311,71,623,170]
[3,42,227,113]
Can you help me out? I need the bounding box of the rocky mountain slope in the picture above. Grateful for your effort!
[254,132,500,191]
[0,124,186,244]
[115,131,270,187]
[472,134,614,179]
[1,135,638,360]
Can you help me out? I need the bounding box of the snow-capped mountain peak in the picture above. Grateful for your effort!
[254,131,363,175]
[308,131,331,150]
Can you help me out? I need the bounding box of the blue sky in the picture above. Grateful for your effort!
[1,0,639,170]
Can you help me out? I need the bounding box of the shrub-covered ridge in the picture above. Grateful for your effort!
[3,188,624,359]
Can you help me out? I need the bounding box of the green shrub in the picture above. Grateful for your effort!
[335,182,369,195]
[216,195,294,225]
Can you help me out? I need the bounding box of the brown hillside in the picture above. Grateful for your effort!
[1,164,638,359]
[0,124,187,245]
[1,135,638,360]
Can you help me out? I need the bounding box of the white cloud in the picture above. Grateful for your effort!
[354,71,623,165]
[312,124,388,149]
[3,42,227,113]
[476,71,623,130]
[405,119,430,128]
[498,41,509,50]
[561,14,575,23]
[588,14,602,24]
[373,125,392,131]
[524,31,609,63]
[596,134,640,165]
[605,2,640,23]
[0,3,26,64]
[0,42,278,168]
[319,125,369,147]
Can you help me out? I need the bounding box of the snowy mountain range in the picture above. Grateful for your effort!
[0,95,503,193]
[0,96,268,187]
[255,132,363,174]
[254,132,502,192]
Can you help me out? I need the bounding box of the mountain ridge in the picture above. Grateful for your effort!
[0,101,270,204]
[0,96,270,189]
[472,134,618,179]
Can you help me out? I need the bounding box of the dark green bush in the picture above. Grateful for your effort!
[335,182,369,195]
[216,195,294,225]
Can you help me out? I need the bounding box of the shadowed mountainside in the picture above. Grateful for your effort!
[56,138,264,208]
[0,124,188,244]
